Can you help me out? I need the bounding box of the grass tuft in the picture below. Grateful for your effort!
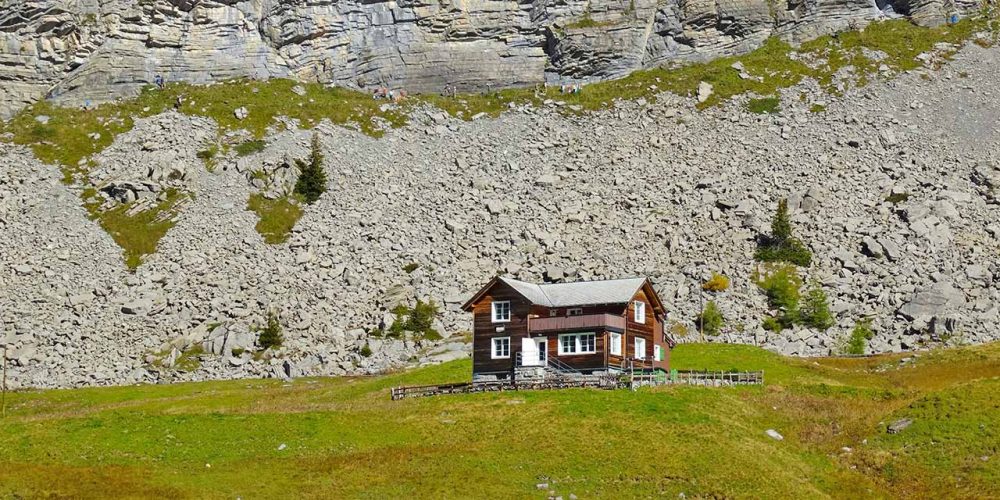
[83,188,188,270]
[246,193,304,244]
[747,96,781,114]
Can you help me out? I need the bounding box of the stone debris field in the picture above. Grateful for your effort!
[1,38,999,389]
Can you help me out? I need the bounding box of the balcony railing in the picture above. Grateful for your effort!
[528,313,626,333]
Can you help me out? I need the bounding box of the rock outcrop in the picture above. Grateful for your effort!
[0,0,980,118]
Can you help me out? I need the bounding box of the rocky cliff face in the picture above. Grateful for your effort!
[0,0,975,118]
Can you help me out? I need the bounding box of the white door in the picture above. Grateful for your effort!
[536,339,547,365]
[521,338,541,366]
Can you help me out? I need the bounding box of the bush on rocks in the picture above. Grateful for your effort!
[697,301,725,336]
[702,272,730,292]
[257,311,284,350]
[235,140,266,157]
[386,299,442,341]
[754,264,802,330]
[755,198,813,267]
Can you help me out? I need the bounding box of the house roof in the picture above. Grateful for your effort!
[462,276,664,312]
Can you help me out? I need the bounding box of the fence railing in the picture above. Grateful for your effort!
[669,370,763,386]
[390,370,763,400]
[528,313,625,333]
[390,382,472,400]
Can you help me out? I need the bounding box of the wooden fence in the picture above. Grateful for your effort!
[630,369,764,388]
[391,370,763,400]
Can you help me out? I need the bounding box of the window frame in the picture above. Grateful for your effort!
[633,301,646,323]
[634,337,647,360]
[654,344,662,362]
[566,308,584,317]
[557,333,597,355]
[491,337,511,359]
[491,300,511,323]
[609,332,622,356]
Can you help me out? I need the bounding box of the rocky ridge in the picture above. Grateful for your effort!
[2,38,999,389]
[0,0,984,118]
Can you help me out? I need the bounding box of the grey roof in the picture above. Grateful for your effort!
[499,276,647,307]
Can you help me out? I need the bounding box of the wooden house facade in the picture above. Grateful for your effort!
[461,276,673,380]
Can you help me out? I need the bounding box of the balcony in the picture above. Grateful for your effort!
[528,313,626,334]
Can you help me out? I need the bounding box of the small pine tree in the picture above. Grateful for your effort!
[258,311,284,350]
[801,285,835,330]
[294,133,328,204]
[755,198,812,267]
[845,319,874,355]
[697,301,725,336]
[771,198,792,243]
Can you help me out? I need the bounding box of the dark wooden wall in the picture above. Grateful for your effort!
[471,282,670,374]
[472,282,532,374]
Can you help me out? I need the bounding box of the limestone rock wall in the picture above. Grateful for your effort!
[0,0,976,117]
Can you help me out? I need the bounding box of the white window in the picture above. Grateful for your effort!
[609,332,622,356]
[654,345,662,362]
[567,308,583,317]
[491,337,510,359]
[634,337,647,360]
[634,301,646,323]
[492,301,511,323]
[549,309,559,317]
[558,333,597,355]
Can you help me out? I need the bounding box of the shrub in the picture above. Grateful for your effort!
[387,299,442,340]
[668,321,689,338]
[294,133,328,205]
[755,198,813,267]
[809,104,827,113]
[235,140,266,156]
[762,316,783,332]
[359,343,373,357]
[197,146,219,172]
[697,301,725,337]
[702,272,730,292]
[747,97,781,114]
[402,262,420,273]
[885,192,910,204]
[753,264,802,330]
[257,311,284,350]
[800,284,835,330]
[845,319,874,355]
[196,146,217,161]
[754,240,813,267]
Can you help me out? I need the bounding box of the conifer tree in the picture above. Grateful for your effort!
[801,284,834,330]
[755,198,812,267]
[771,198,792,243]
[258,311,284,350]
[295,133,328,204]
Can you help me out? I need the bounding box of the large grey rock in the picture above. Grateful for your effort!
[898,282,967,322]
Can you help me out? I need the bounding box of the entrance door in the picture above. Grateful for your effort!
[536,339,547,365]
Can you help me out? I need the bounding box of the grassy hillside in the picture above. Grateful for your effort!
[1,343,998,499]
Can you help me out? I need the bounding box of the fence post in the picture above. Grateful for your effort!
[1,345,7,418]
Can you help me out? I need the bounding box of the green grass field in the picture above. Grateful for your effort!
[1,343,998,499]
